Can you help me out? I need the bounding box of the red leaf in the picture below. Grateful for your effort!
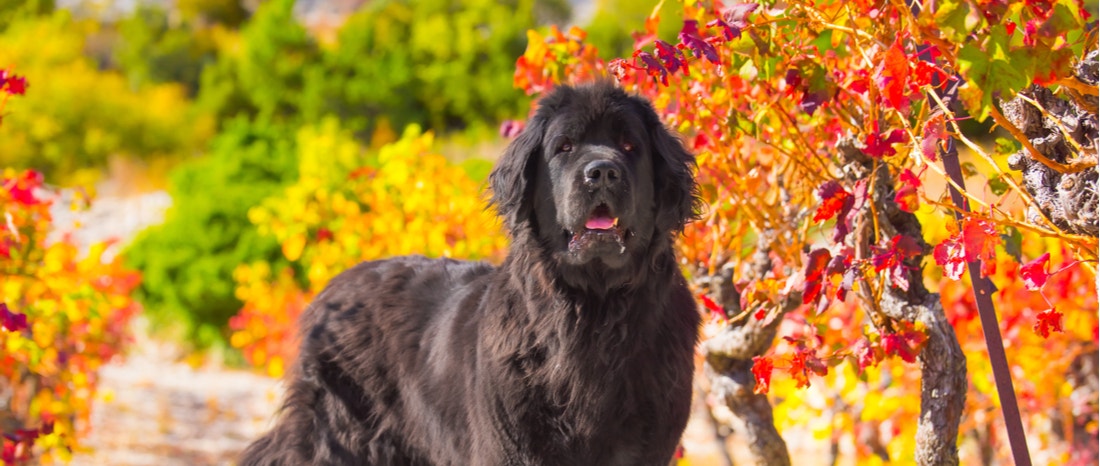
[721,2,760,29]
[876,40,911,110]
[834,180,867,243]
[708,3,759,41]
[700,293,724,314]
[912,60,948,88]
[872,235,921,271]
[882,334,916,363]
[864,124,908,158]
[933,217,1000,280]
[813,181,851,223]
[0,303,28,333]
[2,440,15,464]
[787,342,828,388]
[894,184,919,212]
[933,245,967,280]
[1034,308,1063,338]
[707,18,738,41]
[692,133,709,150]
[872,235,922,290]
[853,338,880,374]
[4,170,44,205]
[678,20,720,64]
[633,50,670,86]
[837,268,858,301]
[847,68,871,95]
[802,248,832,305]
[882,321,928,363]
[1022,18,1040,46]
[751,356,774,394]
[1020,252,1050,291]
[899,168,922,189]
[654,40,685,75]
[4,75,27,96]
[921,114,946,161]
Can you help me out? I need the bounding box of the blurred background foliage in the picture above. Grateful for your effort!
[0,0,646,352]
[0,0,1095,463]
[125,117,301,351]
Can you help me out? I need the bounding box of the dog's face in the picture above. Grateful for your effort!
[491,83,699,273]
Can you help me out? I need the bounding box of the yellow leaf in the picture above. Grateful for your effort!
[267,356,285,378]
[282,233,307,262]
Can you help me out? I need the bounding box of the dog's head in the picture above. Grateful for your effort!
[490,82,700,275]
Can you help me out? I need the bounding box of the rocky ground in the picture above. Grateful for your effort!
[67,325,281,466]
[69,339,734,466]
[45,190,279,465]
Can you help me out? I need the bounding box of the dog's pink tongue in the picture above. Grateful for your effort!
[585,215,616,230]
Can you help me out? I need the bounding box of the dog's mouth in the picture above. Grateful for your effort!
[568,204,627,254]
[584,204,618,231]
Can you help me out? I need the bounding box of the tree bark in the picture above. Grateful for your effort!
[1003,49,1098,237]
[838,140,969,465]
[697,245,794,466]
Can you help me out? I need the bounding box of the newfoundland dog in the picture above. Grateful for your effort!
[240,82,702,466]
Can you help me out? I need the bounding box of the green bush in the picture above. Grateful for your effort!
[114,5,220,95]
[196,0,565,138]
[194,0,324,126]
[124,117,300,350]
[0,0,52,29]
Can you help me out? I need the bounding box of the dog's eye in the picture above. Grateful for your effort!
[558,141,573,153]
[621,141,635,153]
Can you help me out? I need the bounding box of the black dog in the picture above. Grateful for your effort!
[240,82,702,465]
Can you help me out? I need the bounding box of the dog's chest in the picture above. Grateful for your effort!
[507,334,680,461]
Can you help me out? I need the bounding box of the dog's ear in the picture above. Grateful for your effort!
[649,120,702,233]
[490,116,544,234]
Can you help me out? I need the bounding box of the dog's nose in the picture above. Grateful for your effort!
[584,160,620,188]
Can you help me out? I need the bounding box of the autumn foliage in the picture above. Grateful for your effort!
[0,70,142,464]
[514,0,1096,463]
[35,0,1084,463]
[229,121,506,377]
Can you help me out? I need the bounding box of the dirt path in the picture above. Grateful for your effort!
[49,190,283,464]
[68,322,282,466]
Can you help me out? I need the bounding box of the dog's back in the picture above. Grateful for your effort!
[240,256,495,466]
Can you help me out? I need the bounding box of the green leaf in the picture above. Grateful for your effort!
[1045,0,1084,35]
[961,161,980,178]
[984,26,1031,95]
[1000,226,1023,262]
[934,0,982,43]
[812,30,838,56]
[987,175,1010,195]
[739,58,759,80]
[731,112,758,138]
[994,137,1018,156]
[957,26,1033,120]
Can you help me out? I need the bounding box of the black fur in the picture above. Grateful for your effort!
[240,82,702,466]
